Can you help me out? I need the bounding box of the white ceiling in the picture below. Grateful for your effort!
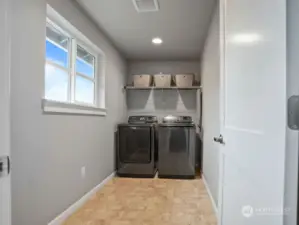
[77,0,216,60]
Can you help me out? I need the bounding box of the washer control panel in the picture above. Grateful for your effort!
[162,115,193,124]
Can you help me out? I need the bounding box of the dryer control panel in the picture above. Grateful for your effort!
[128,116,158,124]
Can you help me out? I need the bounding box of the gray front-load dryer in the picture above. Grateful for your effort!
[158,115,196,179]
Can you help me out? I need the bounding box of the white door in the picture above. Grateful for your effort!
[218,0,287,225]
[0,0,12,224]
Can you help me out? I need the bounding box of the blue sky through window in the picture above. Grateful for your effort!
[45,40,95,103]
[46,40,94,77]
[76,58,94,78]
[45,64,68,101]
[46,40,68,67]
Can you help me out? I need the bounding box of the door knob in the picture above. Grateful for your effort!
[214,135,225,144]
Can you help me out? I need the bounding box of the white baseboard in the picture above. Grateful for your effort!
[48,172,115,225]
[202,175,218,216]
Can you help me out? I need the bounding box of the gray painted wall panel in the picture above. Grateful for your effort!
[10,1,127,225]
[127,61,201,122]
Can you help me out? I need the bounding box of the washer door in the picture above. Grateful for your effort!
[119,126,152,163]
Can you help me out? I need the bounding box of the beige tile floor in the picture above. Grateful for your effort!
[63,177,217,225]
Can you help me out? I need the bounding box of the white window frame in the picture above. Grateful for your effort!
[43,6,106,116]
[72,40,98,106]
[45,20,72,102]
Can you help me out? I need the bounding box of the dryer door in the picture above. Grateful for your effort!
[119,126,152,163]
[158,126,196,176]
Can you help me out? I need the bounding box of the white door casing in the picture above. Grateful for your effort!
[0,0,12,225]
[218,0,287,225]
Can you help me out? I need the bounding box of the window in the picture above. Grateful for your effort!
[75,45,96,105]
[44,17,105,116]
[45,23,70,102]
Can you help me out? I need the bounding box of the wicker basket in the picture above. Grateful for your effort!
[174,74,194,87]
[133,74,152,87]
[153,74,172,87]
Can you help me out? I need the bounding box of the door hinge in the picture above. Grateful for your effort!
[288,96,299,130]
[0,156,10,178]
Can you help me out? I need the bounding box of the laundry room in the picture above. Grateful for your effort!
[111,0,216,181]
[120,59,202,178]
[8,0,222,224]
[5,0,289,224]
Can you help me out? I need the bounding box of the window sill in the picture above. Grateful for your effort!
[42,99,107,116]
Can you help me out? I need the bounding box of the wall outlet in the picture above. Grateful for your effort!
[81,166,86,179]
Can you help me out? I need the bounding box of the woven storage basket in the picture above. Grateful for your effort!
[133,74,152,87]
[153,74,172,87]
[174,74,194,87]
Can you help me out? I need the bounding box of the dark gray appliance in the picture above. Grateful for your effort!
[158,115,196,179]
[117,116,158,178]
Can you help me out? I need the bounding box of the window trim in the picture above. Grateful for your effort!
[43,6,106,116]
[42,99,107,116]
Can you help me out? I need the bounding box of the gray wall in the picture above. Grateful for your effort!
[284,0,299,223]
[201,5,220,205]
[127,60,201,123]
[10,0,127,225]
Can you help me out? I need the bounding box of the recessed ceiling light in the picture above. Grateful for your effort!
[152,37,163,45]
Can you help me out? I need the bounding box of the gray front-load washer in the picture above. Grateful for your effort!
[117,116,158,178]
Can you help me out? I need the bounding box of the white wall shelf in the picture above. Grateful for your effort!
[124,86,202,90]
